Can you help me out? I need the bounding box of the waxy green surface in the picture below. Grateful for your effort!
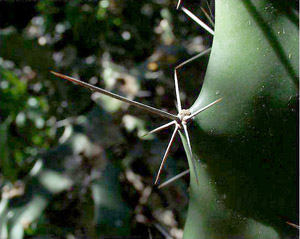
[182,0,298,238]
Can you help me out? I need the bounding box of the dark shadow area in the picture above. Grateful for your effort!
[242,0,299,86]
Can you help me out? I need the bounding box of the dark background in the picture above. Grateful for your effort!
[0,0,214,238]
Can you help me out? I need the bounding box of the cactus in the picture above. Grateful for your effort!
[50,0,298,237]
[182,0,298,238]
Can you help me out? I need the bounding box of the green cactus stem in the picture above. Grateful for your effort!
[183,0,298,238]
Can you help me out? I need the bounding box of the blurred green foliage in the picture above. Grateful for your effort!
[0,65,56,179]
[0,0,213,238]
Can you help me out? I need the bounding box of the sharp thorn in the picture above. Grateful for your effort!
[148,228,153,239]
[175,48,211,70]
[154,125,179,185]
[181,7,214,36]
[143,121,176,137]
[286,221,300,230]
[174,70,182,112]
[176,0,182,10]
[158,169,190,189]
[183,124,199,185]
[153,223,173,239]
[201,7,215,27]
[50,71,179,121]
[188,98,222,120]
[206,0,214,21]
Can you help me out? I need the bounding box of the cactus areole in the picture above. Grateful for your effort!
[183,0,298,238]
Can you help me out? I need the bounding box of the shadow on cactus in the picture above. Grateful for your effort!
[50,0,298,238]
